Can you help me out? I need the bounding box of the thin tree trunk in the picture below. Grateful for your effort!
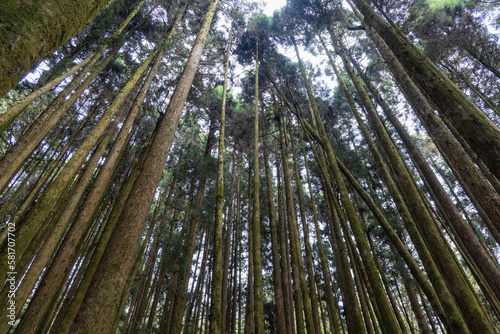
[293,40,401,334]
[55,126,154,333]
[0,46,154,287]
[299,129,342,334]
[251,39,265,334]
[328,31,491,334]
[357,68,500,302]
[68,2,217,331]
[0,39,123,194]
[16,48,163,333]
[230,166,241,334]
[263,134,287,334]
[210,30,232,334]
[279,117,308,334]
[289,121,322,334]
[360,11,500,230]
[276,156,295,334]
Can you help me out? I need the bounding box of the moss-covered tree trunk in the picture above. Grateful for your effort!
[14,47,164,334]
[164,128,216,334]
[1,125,116,334]
[271,81,364,333]
[320,33,467,333]
[275,156,295,334]
[278,118,307,334]
[250,40,265,334]
[299,129,342,334]
[362,23,500,234]
[55,125,153,333]
[0,0,144,133]
[210,30,232,334]
[357,68,500,303]
[352,0,500,184]
[244,168,255,334]
[68,1,218,331]
[0,46,156,287]
[294,39,401,334]
[332,29,494,334]
[0,39,123,194]
[230,170,241,334]
[0,0,118,97]
[289,125,322,334]
[222,153,235,333]
[263,134,287,334]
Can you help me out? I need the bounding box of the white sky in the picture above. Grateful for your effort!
[263,0,287,16]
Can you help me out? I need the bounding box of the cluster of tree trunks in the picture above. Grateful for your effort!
[0,0,499,333]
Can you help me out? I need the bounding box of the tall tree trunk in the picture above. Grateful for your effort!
[55,125,153,333]
[299,129,342,334]
[401,269,432,334]
[222,154,236,333]
[289,122,322,334]
[263,134,288,334]
[0,46,155,286]
[0,0,117,96]
[293,40,401,334]
[0,0,145,133]
[368,24,500,232]
[68,2,218,331]
[327,30,492,334]
[278,118,307,334]
[251,39,265,334]
[4,124,117,334]
[210,30,232,334]
[0,39,123,194]
[351,0,500,181]
[230,166,241,334]
[244,166,254,334]
[275,156,295,334]
[16,47,164,333]
[166,128,216,334]
[357,68,500,302]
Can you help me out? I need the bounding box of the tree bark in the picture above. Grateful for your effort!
[0,0,116,96]
[352,0,500,181]
[263,134,288,334]
[210,30,232,334]
[68,1,218,331]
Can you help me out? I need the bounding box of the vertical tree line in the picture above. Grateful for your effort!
[0,0,499,333]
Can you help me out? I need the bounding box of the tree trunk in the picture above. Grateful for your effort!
[278,118,307,334]
[263,134,287,334]
[294,39,401,334]
[0,0,117,96]
[0,46,154,287]
[0,0,145,133]
[357,68,500,303]
[289,122,322,334]
[210,30,232,334]
[328,30,492,334]
[68,2,218,331]
[352,0,500,181]
[275,156,295,334]
[299,129,342,334]
[0,39,123,194]
[251,39,265,334]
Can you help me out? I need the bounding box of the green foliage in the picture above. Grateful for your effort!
[427,0,463,10]
[234,13,275,65]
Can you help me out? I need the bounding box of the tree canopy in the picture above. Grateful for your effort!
[0,0,499,333]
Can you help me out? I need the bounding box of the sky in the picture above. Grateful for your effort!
[263,0,287,16]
